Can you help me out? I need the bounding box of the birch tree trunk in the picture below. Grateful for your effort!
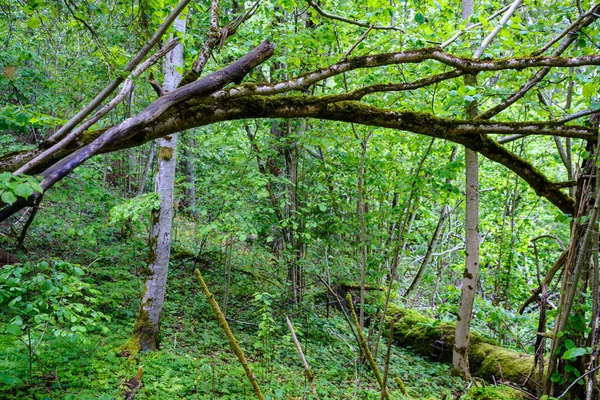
[452,0,479,378]
[127,14,186,352]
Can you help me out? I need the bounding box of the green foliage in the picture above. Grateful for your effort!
[0,172,42,205]
[109,192,161,225]
[463,385,526,400]
[0,260,110,342]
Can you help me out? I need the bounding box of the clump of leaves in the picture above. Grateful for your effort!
[109,192,161,225]
[0,260,110,340]
[0,172,42,205]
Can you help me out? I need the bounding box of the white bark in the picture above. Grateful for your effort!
[136,15,186,351]
[453,0,479,379]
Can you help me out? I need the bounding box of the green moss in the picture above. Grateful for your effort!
[158,146,174,161]
[120,309,156,355]
[147,234,158,265]
[464,385,526,400]
[130,308,158,352]
[385,305,538,390]
[470,343,536,384]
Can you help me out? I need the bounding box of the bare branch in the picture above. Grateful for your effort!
[13,39,179,176]
[477,3,600,120]
[305,0,402,31]
[560,108,600,122]
[180,0,221,85]
[498,134,525,144]
[441,3,515,48]
[532,3,599,56]
[473,0,523,58]
[44,0,193,144]
[213,48,600,101]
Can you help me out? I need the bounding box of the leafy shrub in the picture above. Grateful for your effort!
[0,259,110,343]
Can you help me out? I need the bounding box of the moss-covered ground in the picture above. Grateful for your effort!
[0,170,525,399]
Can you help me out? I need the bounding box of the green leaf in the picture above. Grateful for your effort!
[0,374,24,386]
[27,17,41,29]
[562,347,587,360]
[13,184,33,199]
[5,324,22,336]
[1,190,17,204]
[583,82,595,97]
[415,13,425,24]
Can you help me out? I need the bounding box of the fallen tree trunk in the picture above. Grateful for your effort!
[385,304,540,392]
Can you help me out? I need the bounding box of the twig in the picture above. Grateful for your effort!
[345,294,390,400]
[285,316,317,396]
[194,269,265,400]
[342,26,373,60]
[306,0,402,31]
[556,365,600,399]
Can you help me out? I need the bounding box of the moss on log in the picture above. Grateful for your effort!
[385,305,539,391]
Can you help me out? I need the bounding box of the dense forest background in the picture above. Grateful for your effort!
[1,0,600,399]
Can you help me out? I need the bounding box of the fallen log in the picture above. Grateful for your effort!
[385,304,540,392]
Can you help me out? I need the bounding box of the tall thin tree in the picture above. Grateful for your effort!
[128,13,187,352]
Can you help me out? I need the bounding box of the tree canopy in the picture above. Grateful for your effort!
[1,0,600,398]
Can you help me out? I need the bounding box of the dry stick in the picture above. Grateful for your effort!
[285,316,317,396]
[556,366,600,400]
[194,269,265,400]
[44,0,192,145]
[16,194,42,249]
[317,276,360,346]
[123,366,144,400]
[15,39,179,175]
[345,294,390,400]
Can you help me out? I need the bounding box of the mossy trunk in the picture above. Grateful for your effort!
[385,305,539,392]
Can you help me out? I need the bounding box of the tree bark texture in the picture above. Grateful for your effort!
[131,15,186,352]
[452,146,479,378]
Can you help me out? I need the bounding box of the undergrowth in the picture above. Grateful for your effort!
[0,169,519,399]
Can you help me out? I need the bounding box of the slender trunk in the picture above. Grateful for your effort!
[452,0,481,378]
[128,15,186,352]
[452,145,479,378]
[357,134,368,329]
[181,134,197,214]
[137,141,156,196]
[405,204,449,297]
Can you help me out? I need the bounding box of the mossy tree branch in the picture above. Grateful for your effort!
[5,29,600,219]
[345,294,391,400]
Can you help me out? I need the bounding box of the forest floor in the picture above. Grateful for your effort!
[0,175,524,399]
